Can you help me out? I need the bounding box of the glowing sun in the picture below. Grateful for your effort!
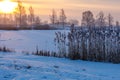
[0,0,18,13]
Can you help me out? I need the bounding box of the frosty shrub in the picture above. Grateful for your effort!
[0,46,14,52]
[54,31,67,58]
[55,25,120,63]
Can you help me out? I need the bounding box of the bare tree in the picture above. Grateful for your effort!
[0,13,2,24]
[81,11,95,60]
[96,11,106,27]
[3,13,7,24]
[107,13,114,27]
[28,6,34,27]
[15,0,26,28]
[116,21,119,27]
[16,0,22,27]
[59,9,67,28]
[81,11,95,28]
[34,16,41,26]
[49,9,57,27]
[21,6,27,26]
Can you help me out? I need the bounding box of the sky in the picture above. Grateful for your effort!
[22,0,120,23]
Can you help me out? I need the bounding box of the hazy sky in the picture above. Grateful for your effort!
[22,0,120,23]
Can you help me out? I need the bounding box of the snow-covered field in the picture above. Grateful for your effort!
[0,52,120,80]
[0,30,67,52]
[0,30,120,80]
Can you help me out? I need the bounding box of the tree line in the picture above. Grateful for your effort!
[55,26,120,63]
[50,10,119,28]
[0,1,119,29]
[54,11,120,63]
[81,11,119,27]
[49,9,80,28]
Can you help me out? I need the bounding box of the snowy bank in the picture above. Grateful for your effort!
[0,52,120,80]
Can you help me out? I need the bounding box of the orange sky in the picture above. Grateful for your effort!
[7,0,120,23]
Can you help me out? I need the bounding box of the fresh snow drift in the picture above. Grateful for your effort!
[0,52,120,80]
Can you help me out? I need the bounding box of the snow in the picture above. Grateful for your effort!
[0,30,120,80]
[0,52,120,80]
[0,30,68,52]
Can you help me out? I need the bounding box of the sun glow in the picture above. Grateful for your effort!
[0,0,18,13]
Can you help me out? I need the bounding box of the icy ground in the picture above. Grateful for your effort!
[0,52,120,80]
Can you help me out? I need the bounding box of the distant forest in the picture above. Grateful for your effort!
[0,1,119,30]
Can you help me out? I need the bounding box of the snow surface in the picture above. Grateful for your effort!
[0,30,68,52]
[0,52,120,80]
[0,30,120,80]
